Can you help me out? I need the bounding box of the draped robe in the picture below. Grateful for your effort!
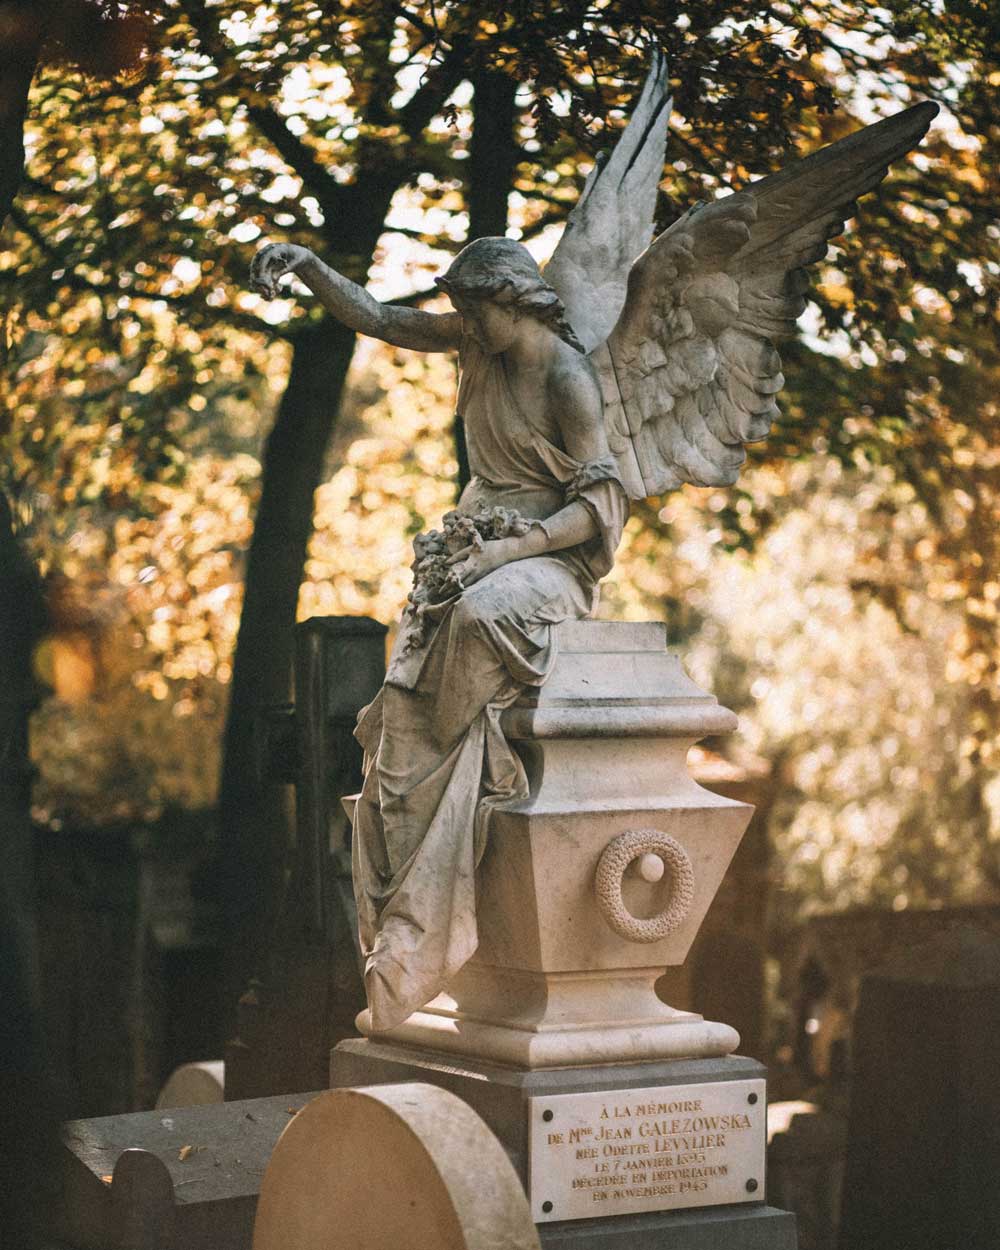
[352,337,628,1030]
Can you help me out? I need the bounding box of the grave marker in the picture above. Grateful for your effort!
[840,926,1000,1249]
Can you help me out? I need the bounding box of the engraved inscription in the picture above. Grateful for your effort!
[528,1079,766,1223]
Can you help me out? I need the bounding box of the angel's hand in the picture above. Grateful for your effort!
[250,242,313,298]
[445,538,518,588]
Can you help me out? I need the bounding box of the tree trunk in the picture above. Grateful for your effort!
[0,5,39,228]
[0,29,58,1245]
[217,316,356,1006]
[468,69,519,240]
[453,68,519,497]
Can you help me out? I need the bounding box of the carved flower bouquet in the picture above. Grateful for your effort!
[402,506,533,650]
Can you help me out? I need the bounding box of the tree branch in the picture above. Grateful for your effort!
[242,102,347,222]
[7,206,284,338]
[180,0,349,222]
[395,35,473,138]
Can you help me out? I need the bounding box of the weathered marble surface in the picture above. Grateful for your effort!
[356,621,751,1067]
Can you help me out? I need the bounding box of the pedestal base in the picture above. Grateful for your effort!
[330,1040,796,1249]
[538,1204,796,1249]
[357,994,740,1068]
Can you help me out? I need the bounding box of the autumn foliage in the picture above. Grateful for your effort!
[1,1,998,921]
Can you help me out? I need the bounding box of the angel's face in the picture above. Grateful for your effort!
[451,294,519,355]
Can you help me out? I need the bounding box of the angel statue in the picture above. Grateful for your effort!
[250,53,937,1032]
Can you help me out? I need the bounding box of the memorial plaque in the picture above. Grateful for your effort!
[528,1079,766,1223]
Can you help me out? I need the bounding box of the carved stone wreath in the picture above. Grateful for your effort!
[594,829,695,944]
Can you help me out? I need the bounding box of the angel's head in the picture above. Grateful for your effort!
[436,237,584,355]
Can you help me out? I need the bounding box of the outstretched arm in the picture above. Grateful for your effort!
[250,243,463,353]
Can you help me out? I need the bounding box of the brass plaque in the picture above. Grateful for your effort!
[528,1079,766,1223]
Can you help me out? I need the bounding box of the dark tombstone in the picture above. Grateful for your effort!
[109,1150,177,1250]
[769,1108,847,1250]
[691,929,766,1065]
[224,615,386,1099]
[795,955,832,1084]
[839,926,1000,1250]
[34,810,225,1120]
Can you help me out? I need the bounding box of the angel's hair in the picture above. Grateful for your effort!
[435,237,585,354]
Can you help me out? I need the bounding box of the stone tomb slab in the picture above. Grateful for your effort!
[57,1090,322,1250]
[330,1040,796,1250]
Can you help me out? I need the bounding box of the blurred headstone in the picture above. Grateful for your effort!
[224,616,386,1099]
[156,1061,225,1109]
[36,809,224,1119]
[839,926,1000,1249]
[769,1105,846,1250]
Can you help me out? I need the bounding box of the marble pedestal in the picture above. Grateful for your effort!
[357,621,752,1068]
[330,1042,796,1249]
[340,622,795,1247]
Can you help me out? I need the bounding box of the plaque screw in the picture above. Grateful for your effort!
[746,1179,759,1193]
[542,1201,553,1214]
[748,1093,758,1105]
[542,1109,553,1122]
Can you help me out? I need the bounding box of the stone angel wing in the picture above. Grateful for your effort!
[543,50,672,354]
[591,102,939,499]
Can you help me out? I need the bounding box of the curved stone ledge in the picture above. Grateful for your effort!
[501,702,738,741]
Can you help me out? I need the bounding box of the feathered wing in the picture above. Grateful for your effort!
[544,51,671,353]
[595,101,940,500]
